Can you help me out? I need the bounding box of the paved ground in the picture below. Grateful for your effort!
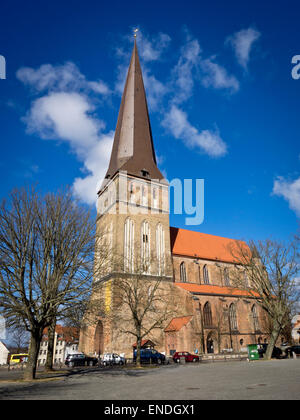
[0,359,299,400]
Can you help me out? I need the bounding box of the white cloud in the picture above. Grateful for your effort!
[73,133,114,204]
[18,64,114,205]
[226,27,261,69]
[200,56,240,93]
[142,69,169,111]
[17,62,111,95]
[272,176,300,217]
[162,105,227,158]
[138,31,171,62]
[170,36,239,104]
[171,39,202,104]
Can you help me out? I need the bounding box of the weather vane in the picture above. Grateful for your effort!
[133,28,139,38]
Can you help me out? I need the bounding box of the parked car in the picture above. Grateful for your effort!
[101,353,125,366]
[285,345,300,358]
[133,349,166,364]
[257,344,283,359]
[65,353,98,367]
[172,351,200,363]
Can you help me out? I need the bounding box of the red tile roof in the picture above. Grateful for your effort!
[175,282,259,298]
[42,325,79,343]
[164,316,193,332]
[170,227,250,264]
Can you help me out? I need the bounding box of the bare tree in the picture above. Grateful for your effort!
[229,238,300,360]
[8,325,30,353]
[86,251,180,367]
[0,187,96,379]
[112,272,179,367]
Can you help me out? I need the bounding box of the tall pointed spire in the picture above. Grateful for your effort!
[101,39,164,190]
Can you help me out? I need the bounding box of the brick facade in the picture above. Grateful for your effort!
[79,39,272,359]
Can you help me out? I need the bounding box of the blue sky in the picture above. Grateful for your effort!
[0,0,300,243]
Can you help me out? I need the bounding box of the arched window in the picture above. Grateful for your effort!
[156,223,165,275]
[203,265,210,284]
[251,305,259,332]
[180,262,187,283]
[141,221,150,273]
[124,218,134,272]
[224,268,230,286]
[229,303,238,331]
[203,302,213,328]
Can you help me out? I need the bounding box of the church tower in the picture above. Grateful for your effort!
[96,39,173,283]
[80,39,174,356]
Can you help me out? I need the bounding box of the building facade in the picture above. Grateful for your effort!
[79,40,270,358]
[38,325,79,366]
[0,341,9,365]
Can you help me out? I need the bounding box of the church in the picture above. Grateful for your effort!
[79,39,269,358]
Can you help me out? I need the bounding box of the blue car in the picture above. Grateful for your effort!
[133,349,166,364]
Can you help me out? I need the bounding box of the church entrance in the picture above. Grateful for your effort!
[206,334,214,354]
[94,321,104,356]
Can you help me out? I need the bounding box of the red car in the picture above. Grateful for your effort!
[173,352,199,363]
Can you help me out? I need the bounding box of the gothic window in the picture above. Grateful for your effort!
[124,218,134,272]
[251,305,259,332]
[203,302,213,328]
[229,303,238,331]
[203,265,210,284]
[180,262,187,283]
[224,268,230,286]
[141,221,150,273]
[156,223,165,275]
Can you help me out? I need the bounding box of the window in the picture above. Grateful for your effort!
[141,221,150,273]
[180,262,187,283]
[203,302,213,328]
[156,223,165,275]
[141,169,149,178]
[251,305,259,332]
[203,265,210,284]
[124,218,135,272]
[224,268,230,286]
[229,304,238,331]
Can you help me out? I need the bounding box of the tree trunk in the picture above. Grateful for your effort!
[24,330,42,380]
[264,321,281,360]
[45,318,56,371]
[136,337,141,368]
